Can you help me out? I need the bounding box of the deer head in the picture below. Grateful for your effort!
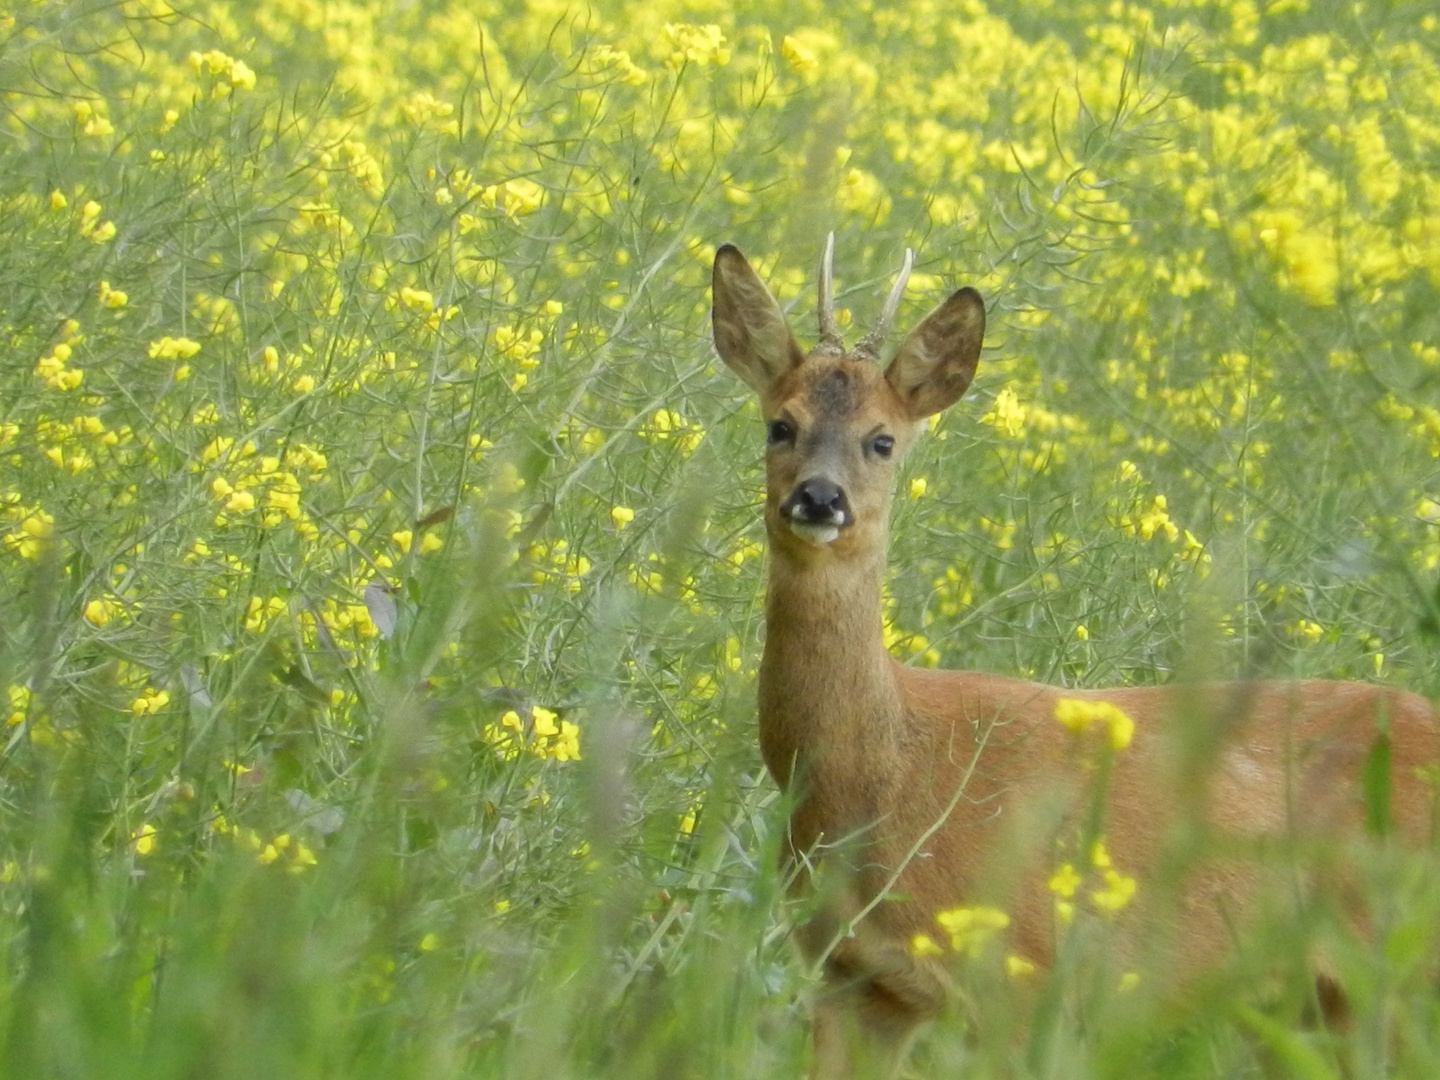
[711,237,986,561]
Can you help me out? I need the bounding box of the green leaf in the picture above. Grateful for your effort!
[1233,1005,1341,1080]
[1363,729,1393,838]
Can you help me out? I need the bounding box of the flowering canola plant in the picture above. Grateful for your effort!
[0,0,1437,1069]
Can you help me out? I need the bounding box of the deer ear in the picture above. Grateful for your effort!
[712,244,804,395]
[883,287,985,420]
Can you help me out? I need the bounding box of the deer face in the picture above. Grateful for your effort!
[711,240,985,559]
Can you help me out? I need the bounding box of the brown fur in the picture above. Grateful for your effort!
[711,243,1440,1078]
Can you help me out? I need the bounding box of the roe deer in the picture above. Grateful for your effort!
[710,236,1440,1078]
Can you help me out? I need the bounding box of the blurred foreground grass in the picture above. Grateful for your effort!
[2,0,1440,1075]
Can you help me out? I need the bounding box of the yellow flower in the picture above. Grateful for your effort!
[6,686,31,727]
[1048,863,1082,899]
[132,823,157,856]
[910,934,945,958]
[982,386,1027,438]
[909,477,928,500]
[551,720,582,762]
[1133,495,1179,542]
[1092,868,1138,914]
[664,23,730,67]
[288,842,318,872]
[131,687,171,716]
[531,706,559,737]
[148,336,202,361]
[611,505,635,528]
[1090,840,1112,869]
[419,933,440,952]
[84,597,123,627]
[188,49,257,91]
[98,281,128,308]
[398,286,435,313]
[1054,698,1135,751]
[781,34,820,76]
[1005,954,1037,978]
[935,905,1010,955]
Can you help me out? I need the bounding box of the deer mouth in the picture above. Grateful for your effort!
[788,519,843,545]
[782,502,852,545]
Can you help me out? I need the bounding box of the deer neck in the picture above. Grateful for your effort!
[757,538,902,795]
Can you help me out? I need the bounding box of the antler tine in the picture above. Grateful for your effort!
[855,247,914,360]
[816,232,843,355]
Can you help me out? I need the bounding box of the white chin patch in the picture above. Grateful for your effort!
[788,521,841,545]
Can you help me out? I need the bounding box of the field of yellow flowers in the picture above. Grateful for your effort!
[2,0,1440,1075]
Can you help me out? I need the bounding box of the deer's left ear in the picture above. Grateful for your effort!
[884,287,985,420]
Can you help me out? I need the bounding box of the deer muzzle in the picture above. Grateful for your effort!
[781,477,853,545]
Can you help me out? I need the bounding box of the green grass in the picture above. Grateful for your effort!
[2,0,1440,1075]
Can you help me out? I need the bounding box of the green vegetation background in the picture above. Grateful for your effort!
[2,0,1440,1075]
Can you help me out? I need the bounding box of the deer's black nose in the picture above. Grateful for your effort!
[784,478,852,525]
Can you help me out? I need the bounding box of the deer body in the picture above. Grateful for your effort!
[711,239,1440,1077]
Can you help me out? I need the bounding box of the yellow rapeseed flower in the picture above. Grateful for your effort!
[781,33,822,76]
[1005,954,1037,978]
[935,905,1010,955]
[148,336,202,361]
[551,720,582,762]
[664,23,730,67]
[1053,698,1135,751]
[532,706,559,738]
[910,934,945,958]
[84,597,123,627]
[1092,868,1138,914]
[1048,862,1082,899]
[131,687,171,716]
[132,823,157,856]
[7,686,31,727]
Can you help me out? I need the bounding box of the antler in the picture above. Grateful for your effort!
[854,247,914,360]
[815,232,845,356]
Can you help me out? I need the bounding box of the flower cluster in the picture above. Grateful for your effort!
[484,706,581,763]
[1054,698,1136,752]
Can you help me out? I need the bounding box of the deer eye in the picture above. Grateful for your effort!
[869,434,895,458]
[767,420,795,446]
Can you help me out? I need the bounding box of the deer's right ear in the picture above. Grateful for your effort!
[712,244,804,395]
